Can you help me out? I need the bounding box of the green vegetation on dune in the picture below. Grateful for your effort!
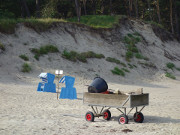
[21,63,31,73]
[0,42,5,51]
[111,67,125,76]
[31,45,59,60]
[62,50,104,63]
[0,19,17,33]
[138,61,156,68]
[126,45,139,53]
[166,62,180,73]
[106,57,120,64]
[126,51,133,60]
[122,68,130,72]
[124,33,141,46]
[0,18,66,33]
[67,15,121,28]
[123,33,149,62]
[23,18,65,32]
[62,50,86,62]
[165,72,176,80]
[106,57,127,67]
[128,63,134,69]
[166,62,175,70]
[19,54,29,61]
[133,64,137,68]
[0,15,120,33]
[133,32,141,36]
[120,62,127,67]
[81,51,105,59]
[135,53,144,59]
[176,68,180,71]
[124,33,141,61]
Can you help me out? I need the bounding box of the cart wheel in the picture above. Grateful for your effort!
[134,112,144,123]
[85,111,94,122]
[118,114,128,124]
[102,109,111,120]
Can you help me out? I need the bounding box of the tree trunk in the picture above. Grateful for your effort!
[21,0,30,17]
[174,0,179,37]
[142,8,145,19]
[129,0,133,17]
[128,0,131,17]
[82,0,87,15]
[36,0,40,18]
[156,0,161,23]
[75,0,81,22]
[91,0,96,15]
[21,1,25,18]
[170,0,174,34]
[110,0,112,15]
[100,0,105,14]
[125,0,129,17]
[147,0,152,21]
[134,0,138,18]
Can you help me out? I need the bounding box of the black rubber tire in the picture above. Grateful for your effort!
[133,112,144,123]
[118,114,128,124]
[85,111,94,122]
[102,109,111,120]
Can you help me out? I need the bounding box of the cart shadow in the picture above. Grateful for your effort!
[77,97,83,100]
[144,115,180,124]
[110,116,180,124]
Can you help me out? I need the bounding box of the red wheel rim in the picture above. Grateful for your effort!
[104,112,108,119]
[86,114,92,121]
[120,117,125,124]
[135,114,141,122]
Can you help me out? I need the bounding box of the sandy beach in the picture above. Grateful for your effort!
[0,76,180,135]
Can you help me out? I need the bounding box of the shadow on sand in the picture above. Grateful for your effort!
[110,115,180,124]
[58,113,180,124]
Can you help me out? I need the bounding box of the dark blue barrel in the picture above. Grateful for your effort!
[88,77,108,93]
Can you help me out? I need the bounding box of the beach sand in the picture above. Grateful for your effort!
[0,77,180,135]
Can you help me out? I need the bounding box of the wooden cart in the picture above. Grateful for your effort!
[83,92,149,124]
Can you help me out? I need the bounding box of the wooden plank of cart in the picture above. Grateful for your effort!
[83,92,149,124]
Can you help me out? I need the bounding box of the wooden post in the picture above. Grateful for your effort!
[55,70,63,100]
[57,74,59,100]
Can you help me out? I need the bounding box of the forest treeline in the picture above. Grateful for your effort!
[0,0,179,37]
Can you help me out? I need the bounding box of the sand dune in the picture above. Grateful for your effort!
[0,19,180,134]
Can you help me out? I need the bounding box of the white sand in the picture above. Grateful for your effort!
[0,78,180,135]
